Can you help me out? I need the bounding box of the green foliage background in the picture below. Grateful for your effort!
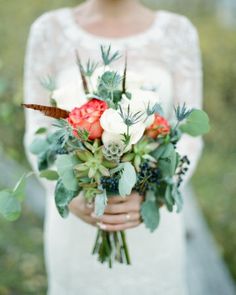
[0,0,235,293]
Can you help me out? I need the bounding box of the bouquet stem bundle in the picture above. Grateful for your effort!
[92,230,131,267]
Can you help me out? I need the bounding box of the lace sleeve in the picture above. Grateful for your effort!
[23,14,54,177]
[172,18,204,186]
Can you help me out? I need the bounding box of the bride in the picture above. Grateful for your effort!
[24,0,203,294]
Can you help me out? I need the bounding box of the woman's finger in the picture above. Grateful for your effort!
[94,211,140,224]
[97,220,141,232]
[107,196,127,204]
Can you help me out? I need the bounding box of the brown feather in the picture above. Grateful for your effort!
[122,51,128,94]
[22,104,70,119]
[75,50,89,94]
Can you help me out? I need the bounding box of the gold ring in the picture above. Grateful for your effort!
[125,213,131,222]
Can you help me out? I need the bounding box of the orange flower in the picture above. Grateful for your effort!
[68,99,108,140]
[146,114,170,138]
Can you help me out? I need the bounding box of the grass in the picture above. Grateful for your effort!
[0,0,235,292]
[0,207,46,295]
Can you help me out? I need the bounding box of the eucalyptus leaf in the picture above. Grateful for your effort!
[118,163,136,197]
[172,186,184,213]
[29,138,50,155]
[54,179,79,218]
[0,190,21,221]
[56,155,80,191]
[35,127,47,135]
[40,170,59,181]
[180,109,210,136]
[165,185,174,211]
[94,189,107,217]
[141,196,160,232]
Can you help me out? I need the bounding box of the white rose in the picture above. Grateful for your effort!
[52,66,87,110]
[100,108,145,148]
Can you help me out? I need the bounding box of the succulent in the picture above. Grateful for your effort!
[102,142,124,162]
[122,138,158,171]
[74,140,117,183]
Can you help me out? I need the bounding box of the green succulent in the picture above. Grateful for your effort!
[121,138,158,171]
[74,140,117,183]
[78,182,103,201]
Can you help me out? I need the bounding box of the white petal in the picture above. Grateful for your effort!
[100,109,127,134]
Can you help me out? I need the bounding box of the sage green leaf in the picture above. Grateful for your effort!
[94,189,107,217]
[172,186,184,213]
[0,190,21,221]
[54,179,78,218]
[169,150,177,176]
[141,197,160,232]
[29,138,50,155]
[158,159,172,178]
[35,127,47,135]
[56,155,80,191]
[40,170,59,181]
[118,163,136,197]
[180,109,210,136]
[13,174,27,202]
[165,185,175,211]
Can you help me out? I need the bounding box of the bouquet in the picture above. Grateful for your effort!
[0,46,210,267]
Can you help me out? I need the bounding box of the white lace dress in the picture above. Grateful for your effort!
[24,7,203,295]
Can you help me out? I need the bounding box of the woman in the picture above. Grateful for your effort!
[24,0,203,294]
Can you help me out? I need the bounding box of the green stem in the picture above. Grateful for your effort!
[92,229,101,254]
[120,231,131,265]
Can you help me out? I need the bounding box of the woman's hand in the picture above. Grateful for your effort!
[95,193,143,232]
[69,192,96,226]
[69,192,143,232]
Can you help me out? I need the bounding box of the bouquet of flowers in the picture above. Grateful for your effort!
[0,46,210,267]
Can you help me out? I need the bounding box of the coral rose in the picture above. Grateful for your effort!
[146,114,170,138]
[68,98,108,140]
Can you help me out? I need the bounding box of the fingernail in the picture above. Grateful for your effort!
[97,222,106,230]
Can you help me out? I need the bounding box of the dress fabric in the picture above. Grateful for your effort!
[23,7,203,295]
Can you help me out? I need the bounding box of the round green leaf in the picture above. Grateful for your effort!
[40,170,59,180]
[180,109,210,136]
[0,190,21,221]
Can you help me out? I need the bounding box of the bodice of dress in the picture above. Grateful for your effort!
[24,7,203,189]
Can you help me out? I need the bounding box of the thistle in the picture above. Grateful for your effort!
[146,102,164,117]
[100,45,121,66]
[81,59,99,77]
[40,75,56,92]
[174,103,193,122]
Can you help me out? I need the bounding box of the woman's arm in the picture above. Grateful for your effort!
[173,17,204,186]
[24,14,54,174]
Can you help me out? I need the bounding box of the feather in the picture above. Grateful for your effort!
[122,51,128,94]
[75,50,89,94]
[22,104,70,119]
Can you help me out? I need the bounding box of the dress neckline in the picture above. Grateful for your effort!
[63,8,165,47]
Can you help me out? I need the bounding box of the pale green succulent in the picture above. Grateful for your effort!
[74,140,117,183]
[121,138,158,171]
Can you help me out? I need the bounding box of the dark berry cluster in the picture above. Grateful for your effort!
[101,176,119,193]
[176,156,190,187]
[135,161,161,194]
[55,147,68,155]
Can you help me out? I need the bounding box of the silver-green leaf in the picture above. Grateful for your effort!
[180,109,210,136]
[0,190,21,221]
[118,162,136,197]
[56,155,80,191]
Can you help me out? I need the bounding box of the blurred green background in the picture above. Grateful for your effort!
[0,0,235,294]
